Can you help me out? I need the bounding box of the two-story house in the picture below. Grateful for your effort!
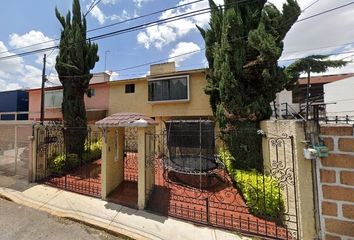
[27,73,110,124]
[108,62,213,132]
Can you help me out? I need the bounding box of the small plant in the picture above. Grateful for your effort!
[219,148,285,223]
[48,139,102,173]
[48,153,79,174]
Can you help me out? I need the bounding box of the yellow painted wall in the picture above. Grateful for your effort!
[108,71,213,121]
[261,120,316,240]
[101,127,124,199]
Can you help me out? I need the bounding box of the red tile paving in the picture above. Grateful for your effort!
[44,155,296,239]
[43,159,101,198]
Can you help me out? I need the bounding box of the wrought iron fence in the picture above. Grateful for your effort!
[35,124,102,197]
[144,128,299,240]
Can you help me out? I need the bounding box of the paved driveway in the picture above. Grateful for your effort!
[0,198,130,240]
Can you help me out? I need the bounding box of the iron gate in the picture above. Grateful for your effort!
[145,132,299,240]
[35,124,102,197]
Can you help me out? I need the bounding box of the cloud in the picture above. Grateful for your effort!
[9,30,58,71]
[89,4,135,24]
[137,0,217,49]
[101,0,117,4]
[90,5,107,24]
[133,0,154,8]
[169,42,201,67]
[9,30,55,50]
[0,79,22,92]
[0,30,57,91]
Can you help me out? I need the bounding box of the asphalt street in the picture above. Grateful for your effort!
[0,198,130,240]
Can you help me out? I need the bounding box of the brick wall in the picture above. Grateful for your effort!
[319,125,354,240]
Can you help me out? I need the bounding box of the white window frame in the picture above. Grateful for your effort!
[147,75,190,104]
[44,89,63,109]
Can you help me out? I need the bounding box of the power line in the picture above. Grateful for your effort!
[1,0,351,63]
[0,0,207,56]
[85,0,103,17]
[301,0,320,12]
[297,1,354,23]
[0,6,213,62]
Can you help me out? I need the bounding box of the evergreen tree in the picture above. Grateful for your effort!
[199,0,301,171]
[286,55,347,119]
[55,0,99,156]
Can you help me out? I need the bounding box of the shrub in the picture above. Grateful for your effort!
[219,148,285,223]
[48,153,79,174]
[48,139,102,173]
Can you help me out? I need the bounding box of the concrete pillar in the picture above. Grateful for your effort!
[261,120,316,240]
[137,127,146,209]
[101,127,124,199]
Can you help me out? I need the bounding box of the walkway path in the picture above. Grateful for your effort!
[0,176,249,240]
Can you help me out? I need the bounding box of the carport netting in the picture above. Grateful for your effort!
[164,120,217,173]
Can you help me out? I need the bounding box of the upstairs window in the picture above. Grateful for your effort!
[148,76,189,102]
[125,84,135,93]
[45,90,63,109]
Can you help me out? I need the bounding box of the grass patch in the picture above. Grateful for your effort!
[219,148,285,224]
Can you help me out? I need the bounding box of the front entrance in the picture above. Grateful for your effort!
[144,126,299,240]
[107,127,139,208]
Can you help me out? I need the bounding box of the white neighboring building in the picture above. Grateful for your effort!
[324,76,354,117]
[274,89,300,117]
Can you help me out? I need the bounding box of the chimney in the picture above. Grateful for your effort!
[150,62,176,76]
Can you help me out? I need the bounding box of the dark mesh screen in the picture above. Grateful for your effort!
[165,120,216,173]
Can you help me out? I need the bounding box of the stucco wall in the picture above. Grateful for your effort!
[108,71,212,118]
[28,83,109,121]
[261,120,316,240]
[101,127,124,199]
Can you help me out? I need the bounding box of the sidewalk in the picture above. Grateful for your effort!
[0,176,249,240]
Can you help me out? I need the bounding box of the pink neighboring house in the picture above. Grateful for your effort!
[27,73,110,124]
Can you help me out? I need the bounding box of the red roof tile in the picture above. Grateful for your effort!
[95,113,157,127]
[298,73,354,85]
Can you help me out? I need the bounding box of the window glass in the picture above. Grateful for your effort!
[45,90,63,108]
[125,84,135,93]
[148,76,188,101]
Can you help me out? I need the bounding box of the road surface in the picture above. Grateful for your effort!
[0,198,130,240]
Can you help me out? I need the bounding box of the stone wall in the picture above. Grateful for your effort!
[319,125,354,239]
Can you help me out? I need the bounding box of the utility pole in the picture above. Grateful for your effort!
[40,54,47,125]
[306,62,311,121]
[104,50,110,71]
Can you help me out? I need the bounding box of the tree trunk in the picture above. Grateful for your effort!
[62,83,87,158]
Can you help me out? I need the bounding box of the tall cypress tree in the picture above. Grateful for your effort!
[199,0,301,171]
[55,0,99,156]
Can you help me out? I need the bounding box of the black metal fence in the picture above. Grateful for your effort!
[35,124,102,197]
[145,129,299,240]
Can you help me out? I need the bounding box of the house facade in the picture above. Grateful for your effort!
[274,73,354,118]
[27,73,110,123]
[108,62,213,131]
[324,75,354,117]
[0,90,29,120]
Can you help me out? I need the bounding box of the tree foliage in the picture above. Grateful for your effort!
[55,0,99,156]
[286,55,347,79]
[199,0,301,170]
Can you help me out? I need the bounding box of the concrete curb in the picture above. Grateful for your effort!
[0,190,158,240]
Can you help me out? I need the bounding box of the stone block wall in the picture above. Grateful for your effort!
[319,125,354,240]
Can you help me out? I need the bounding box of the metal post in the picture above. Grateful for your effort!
[285,103,289,117]
[306,63,311,121]
[40,54,47,125]
[14,125,18,175]
[104,50,110,71]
